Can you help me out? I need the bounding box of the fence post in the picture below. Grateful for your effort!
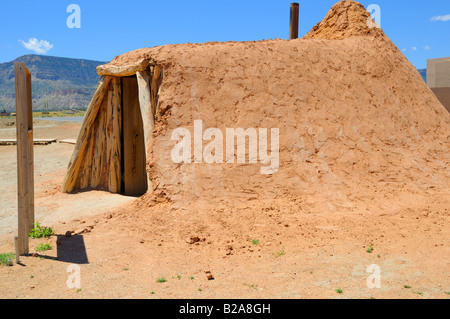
[15,62,34,256]
[290,3,299,40]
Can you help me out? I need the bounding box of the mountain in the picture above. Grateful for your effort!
[0,55,107,112]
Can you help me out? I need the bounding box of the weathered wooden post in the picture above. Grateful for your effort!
[290,3,299,40]
[15,63,34,256]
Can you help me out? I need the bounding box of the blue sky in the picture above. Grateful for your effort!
[0,0,448,69]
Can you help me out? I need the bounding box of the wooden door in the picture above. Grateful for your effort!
[122,76,148,196]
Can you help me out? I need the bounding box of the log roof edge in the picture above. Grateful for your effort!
[97,58,155,77]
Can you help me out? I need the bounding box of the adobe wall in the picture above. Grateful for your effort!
[427,57,450,88]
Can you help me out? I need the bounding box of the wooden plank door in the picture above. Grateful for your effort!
[122,76,148,196]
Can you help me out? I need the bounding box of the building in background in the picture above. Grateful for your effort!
[427,57,450,112]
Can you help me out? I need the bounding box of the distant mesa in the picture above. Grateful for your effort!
[0,54,106,112]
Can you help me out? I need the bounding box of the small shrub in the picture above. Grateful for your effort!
[36,243,52,252]
[0,253,15,266]
[336,288,343,294]
[29,222,54,239]
[156,277,167,283]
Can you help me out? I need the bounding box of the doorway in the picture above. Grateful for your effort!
[121,76,148,196]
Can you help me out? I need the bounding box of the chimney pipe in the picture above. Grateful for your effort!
[290,3,299,39]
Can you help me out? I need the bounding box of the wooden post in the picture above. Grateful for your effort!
[136,71,155,192]
[290,3,299,40]
[15,63,34,256]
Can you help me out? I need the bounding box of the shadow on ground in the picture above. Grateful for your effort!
[56,234,89,264]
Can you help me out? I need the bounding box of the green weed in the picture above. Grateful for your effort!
[0,253,14,266]
[36,243,52,252]
[244,283,258,290]
[273,247,286,258]
[29,222,54,239]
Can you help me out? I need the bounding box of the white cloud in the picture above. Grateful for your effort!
[19,38,53,54]
[423,46,431,51]
[402,48,407,52]
[412,46,417,52]
[431,14,450,22]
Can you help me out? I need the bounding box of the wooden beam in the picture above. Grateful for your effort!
[136,72,154,149]
[290,3,299,40]
[62,76,111,193]
[97,59,150,77]
[79,126,94,190]
[58,139,77,145]
[136,71,154,193]
[90,97,107,189]
[150,65,164,121]
[15,62,34,256]
[0,138,57,145]
[107,77,122,193]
